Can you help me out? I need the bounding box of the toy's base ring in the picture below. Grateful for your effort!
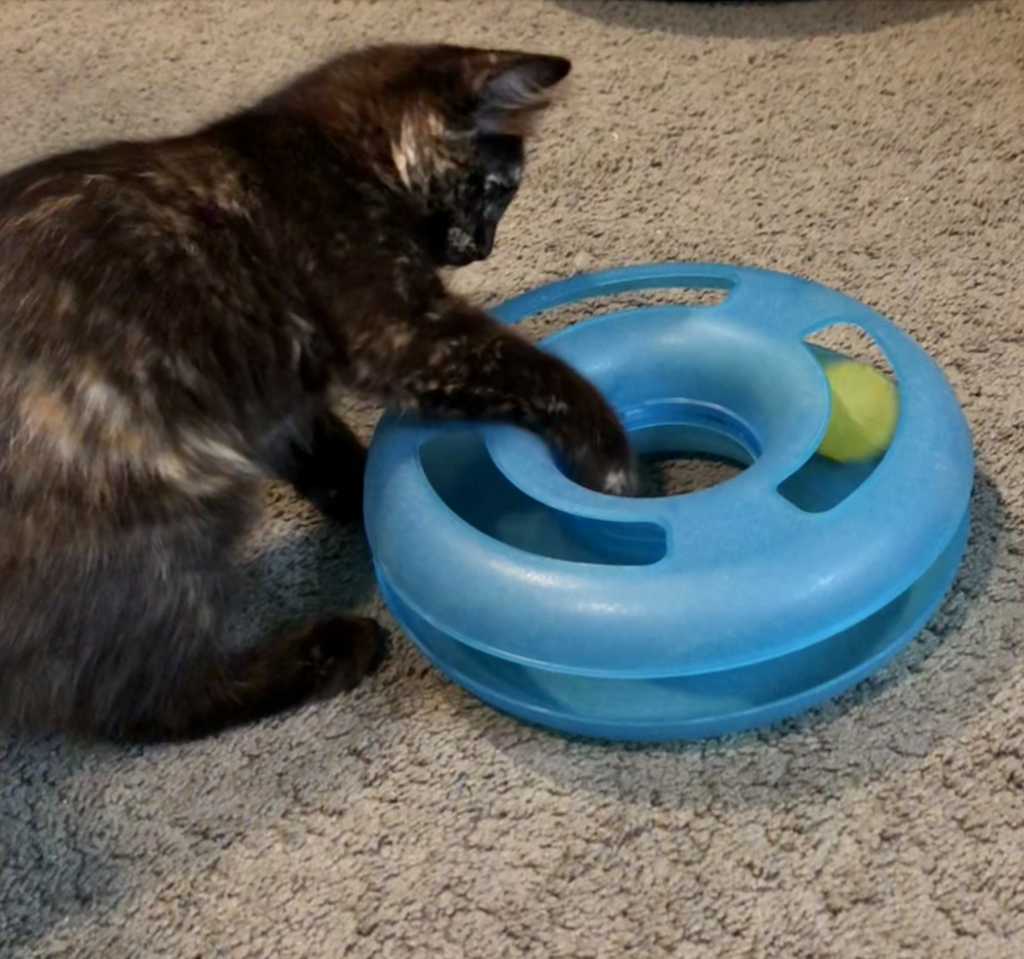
[378,512,967,741]
[365,263,975,741]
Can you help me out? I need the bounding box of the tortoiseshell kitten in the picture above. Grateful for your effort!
[0,44,636,743]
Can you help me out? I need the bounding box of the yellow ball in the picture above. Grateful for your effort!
[816,359,899,463]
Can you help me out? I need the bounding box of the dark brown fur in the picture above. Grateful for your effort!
[0,44,635,742]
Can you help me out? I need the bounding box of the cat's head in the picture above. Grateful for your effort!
[275,45,572,267]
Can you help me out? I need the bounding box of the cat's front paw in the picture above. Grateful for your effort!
[596,461,642,497]
[292,614,390,700]
[571,450,641,497]
[546,383,640,497]
[558,414,640,497]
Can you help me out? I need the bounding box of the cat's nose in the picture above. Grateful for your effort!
[445,225,482,266]
[444,224,496,267]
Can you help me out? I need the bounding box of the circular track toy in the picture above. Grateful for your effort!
[364,263,974,741]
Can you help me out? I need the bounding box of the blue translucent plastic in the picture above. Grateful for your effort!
[364,263,974,741]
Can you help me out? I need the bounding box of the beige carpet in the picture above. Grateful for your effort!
[2,1,1023,956]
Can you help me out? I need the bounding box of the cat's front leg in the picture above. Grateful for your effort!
[270,410,368,522]
[344,297,639,496]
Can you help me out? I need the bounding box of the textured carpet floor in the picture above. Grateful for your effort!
[1,1,1023,957]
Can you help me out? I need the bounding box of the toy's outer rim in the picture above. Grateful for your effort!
[379,508,970,742]
[365,263,975,680]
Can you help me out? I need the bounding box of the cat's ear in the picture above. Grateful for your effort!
[468,53,572,136]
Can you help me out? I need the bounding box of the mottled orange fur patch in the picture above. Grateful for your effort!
[1,193,83,234]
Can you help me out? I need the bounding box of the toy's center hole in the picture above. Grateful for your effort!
[640,448,747,497]
[623,402,759,499]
